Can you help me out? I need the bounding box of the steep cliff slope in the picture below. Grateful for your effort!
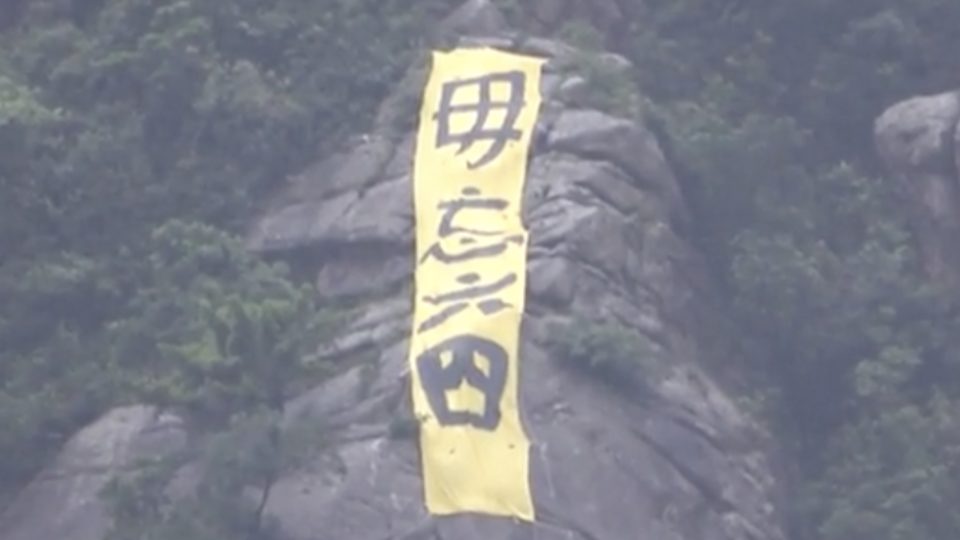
[875,90,960,288]
[245,11,787,540]
[0,4,787,540]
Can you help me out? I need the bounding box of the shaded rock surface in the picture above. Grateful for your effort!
[0,7,787,540]
[0,406,186,540]
[875,90,960,287]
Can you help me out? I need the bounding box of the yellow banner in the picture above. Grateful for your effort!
[407,47,545,521]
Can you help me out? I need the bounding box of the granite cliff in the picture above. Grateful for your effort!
[0,3,789,540]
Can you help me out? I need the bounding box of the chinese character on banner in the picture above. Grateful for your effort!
[433,71,527,169]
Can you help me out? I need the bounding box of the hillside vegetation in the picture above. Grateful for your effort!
[2,1,959,539]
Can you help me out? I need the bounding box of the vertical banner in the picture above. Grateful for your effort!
[407,47,544,521]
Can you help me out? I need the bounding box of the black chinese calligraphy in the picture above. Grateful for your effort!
[417,271,517,333]
[416,334,508,430]
[419,187,524,266]
[433,71,526,170]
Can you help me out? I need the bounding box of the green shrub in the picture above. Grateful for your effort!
[101,410,332,540]
[550,317,662,391]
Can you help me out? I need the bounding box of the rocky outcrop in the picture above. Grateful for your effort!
[875,90,960,287]
[0,5,787,540]
[246,22,784,540]
[0,406,186,540]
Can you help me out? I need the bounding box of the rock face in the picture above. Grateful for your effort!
[0,406,186,540]
[246,29,785,540]
[875,90,960,287]
[0,8,787,540]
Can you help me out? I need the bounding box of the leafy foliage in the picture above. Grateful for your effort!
[551,318,663,393]
[108,220,339,429]
[604,2,960,539]
[554,21,645,119]
[0,0,454,504]
[2,1,960,539]
[101,410,332,540]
